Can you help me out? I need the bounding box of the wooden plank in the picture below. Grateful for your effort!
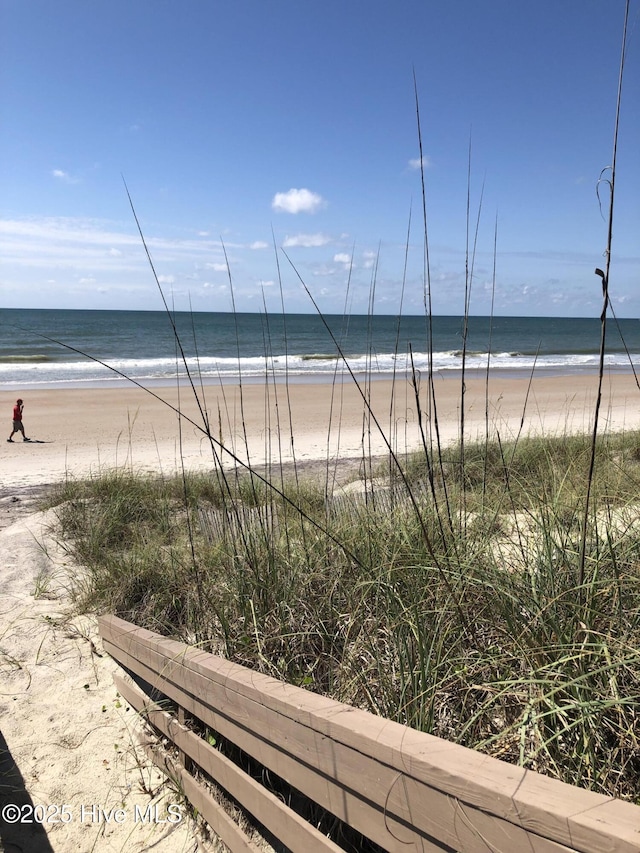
[100,615,640,853]
[140,738,262,853]
[99,621,590,853]
[153,627,640,853]
[99,617,627,852]
[100,617,637,853]
[104,637,455,853]
[102,628,574,853]
[115,673,346,853]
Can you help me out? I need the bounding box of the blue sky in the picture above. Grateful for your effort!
[1,0,638,317]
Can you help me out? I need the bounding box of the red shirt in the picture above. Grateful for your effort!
[13,404,22,421]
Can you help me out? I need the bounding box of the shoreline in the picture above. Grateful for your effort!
[3,362,640,392]
[2,370,640,491]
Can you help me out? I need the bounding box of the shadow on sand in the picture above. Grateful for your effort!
[0,729,55,853]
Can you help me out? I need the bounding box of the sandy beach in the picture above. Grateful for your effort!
[2,370,640,851]
[3,371,640,492]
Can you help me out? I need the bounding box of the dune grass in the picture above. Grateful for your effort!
[47,424,640,803]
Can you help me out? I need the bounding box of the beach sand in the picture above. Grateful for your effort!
[3,371,640,491]
[1,370,640,851]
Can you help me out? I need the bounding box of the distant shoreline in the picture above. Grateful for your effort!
[3,310,640,389]
[3,362,640,392]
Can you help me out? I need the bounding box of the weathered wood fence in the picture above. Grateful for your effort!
[196,482,431,545]
[99,614,640,853]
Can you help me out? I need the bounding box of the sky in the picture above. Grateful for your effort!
[1,0,639,317]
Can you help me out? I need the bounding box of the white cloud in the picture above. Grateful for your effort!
[158,274,175,285]
[282,233,331,248]
[0,217,137,248]
[272,188,325,214]
[205,262,229,272]
[52,169,80,184]
[333,253,351,265]
[202,282,229,291]
[311,265,338,278]
[408,156,431,170]
[250,241,268,250]
[0,217,230,274]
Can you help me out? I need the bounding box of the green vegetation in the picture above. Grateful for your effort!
[48,427,640,803]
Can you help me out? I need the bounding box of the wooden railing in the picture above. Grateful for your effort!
[99,614,640,853]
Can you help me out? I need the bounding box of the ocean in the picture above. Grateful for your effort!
[1,308,640,390]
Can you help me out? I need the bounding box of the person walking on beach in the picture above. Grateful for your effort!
[7,398,30,442]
